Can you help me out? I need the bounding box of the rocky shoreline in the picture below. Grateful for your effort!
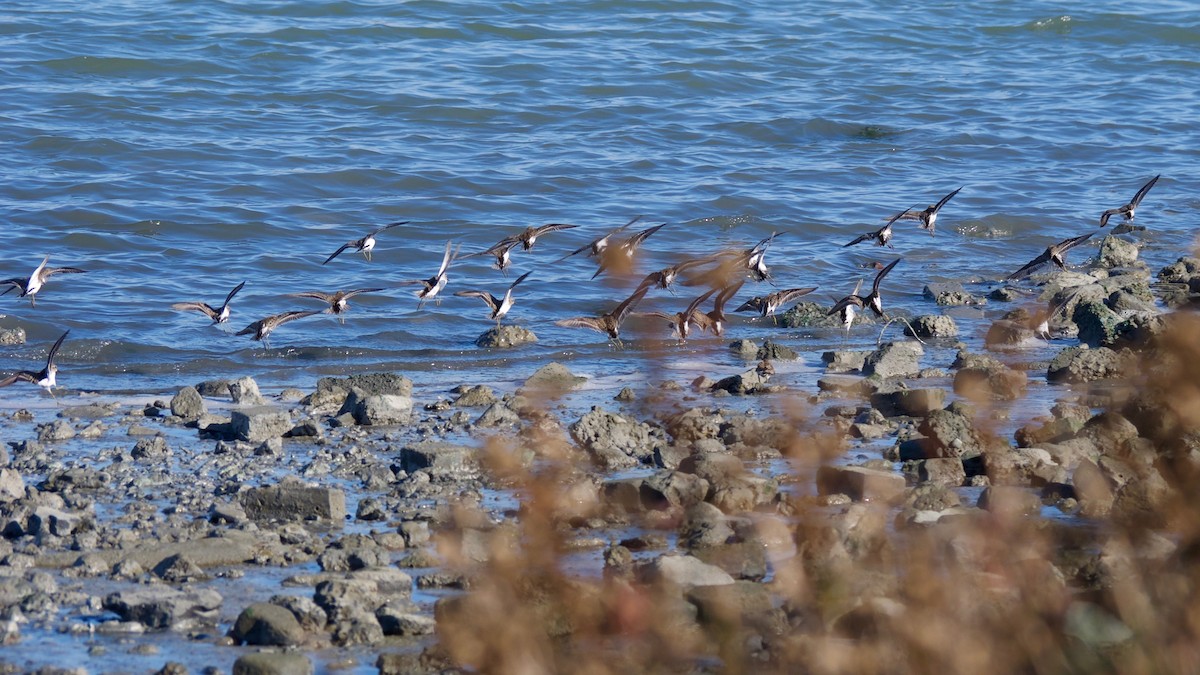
[1,235,1199,673]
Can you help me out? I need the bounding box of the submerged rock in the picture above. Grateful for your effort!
[103,587,223,630]
[1097,235,1139,268]
[778,301,847,328]
[475,325,537,348]
[906,314,958,338]
[862,341,923,379]
[522,362,586,392]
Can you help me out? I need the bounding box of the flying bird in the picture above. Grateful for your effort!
[735,286,818,320]
[558,215,644,261]
[693,281,744,337]
[828,279,867,333]
[897,187,963,236]
[400,241,458,307]
[1099,175,1160,228]
[236,310,321,348]
[463,237,521,273]
[591,223,668,279]
[454,271,532,327]
[0,330,70,397]
[289,287,385,324]
[1,256,88,308]
[844,207,914,249]
[323,220,408,264]
[642,288,716,341]
[554,286,649,346]
[510,223,577,251]
[1006,232,1095,281]
[170,281,247,325]
[638,253,719,293]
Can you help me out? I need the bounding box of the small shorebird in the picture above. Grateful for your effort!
[463,237,520,273]
[735,286,818,320]
[1,256,88,308]
[643,288,716,341]
[236,310,321,348]
[740,232,781,282]
[323,220,408,264]
[591,223,667,279]
[289,287,385,324]
[828,279,866,334]
[170,281,247,325]
[844,207,914,249]
[510,223,577,251]
[400,241,458,307]
[858,257,900,318]
[1006,232,1095,281]
[1099,175,1160,228]
[639,253,719,293]
[897,187,963,236]
[454,271,532,327]
[0,330,69,397]
[555,286,649,347]
[694,281,744,337]
[558,215,643,261]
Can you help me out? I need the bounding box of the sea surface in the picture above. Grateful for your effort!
[1,0,1198,397]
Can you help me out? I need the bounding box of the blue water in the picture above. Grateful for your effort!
[0,0,1197,395]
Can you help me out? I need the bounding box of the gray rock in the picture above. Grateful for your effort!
[228,377,267,405]
[399,441,477,478]
[37,419,75,442]
[923,282,985,306]
[917,458,966,486]
[870,388,944,417]
[862,341,923,379]
[953,363,1028,401]
[985,319,1037,346]
[816,465,905,503]
[822,350,869,373]
[778,301,849,328]
[348,392,414,426]
[239,482,347,522]
[232,652,313,675]
[711,366,770,395]
[27,506,82,537]
[103,587,223,629]
[475,325,537,348]
[756,340,797,361]
[522,362,586,391]
[230,603,306,646]
[0,327,26,345]
[728,339,759,357]
[195,379,231,397]
[169,386,206,420]
[475,402,520,428]
[905,314,958,338]
[131,436,170,460]
[1047,346,1124,383]
[153,554,209,583]
[916,408,982,458]
[637,554,736,587]
[269,595,327,632]
[1073,301,1123,348]
[230,407,292,443]
[1097,235,1139,268]
[307,373,413,411]
[0,468,24,502]
[452,385,497,408]
[977,486,1041,517]
[570,407,662,469]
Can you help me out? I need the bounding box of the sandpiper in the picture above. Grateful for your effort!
[289,287,385,324]
[1006,232,1095,281]
[170,281,247,325]
[511,223,577,251]
[400,241,458,307]
[741,232,781,282]
[643,288,716,341]
[897,187,963,236]
[828,278,866,333]
[0,330,69,397]
[236,310,321,348]
[591,223,667,279]
[554,286,649,346]
[1,256,88,308]
[454,271,532,327]
[463,237,521,273]
[844,207,914,249]
[695,281,744,337]
[558,215,643,261]
[1099,175,1160,228]
[323,220,409,264]
[639,253,719,293]
[735,286,818,320]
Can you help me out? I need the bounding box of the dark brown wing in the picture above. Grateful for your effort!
[1007,249,1053,281]
[43,266,87,278]
[1057,231,1095,253]
[932,187,963,213]
[532,223,577,237]
[270,310,321,329]
[46,330,69,369]
[735,297,764,313]
[776,287,818,305]
[290,291,337,303]
[871,258,901,295]
[170,301,220,320]
[843,232,873,248]
[341,287,385,299]
[371,220,409,237]
[713,280,744,313]
[0,371,38,388]
[323,242,355,265]
[621,223,667,254]
[611,286,650,324]
[1128,175,1160,209]
[223,281,247,307]
[828,295,865,315]
[554,317,605,332]
[454,290,500,313]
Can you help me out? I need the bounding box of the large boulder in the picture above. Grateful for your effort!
[239,482,347,522]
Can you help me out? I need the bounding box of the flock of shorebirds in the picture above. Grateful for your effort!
[0,174,1163,394]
